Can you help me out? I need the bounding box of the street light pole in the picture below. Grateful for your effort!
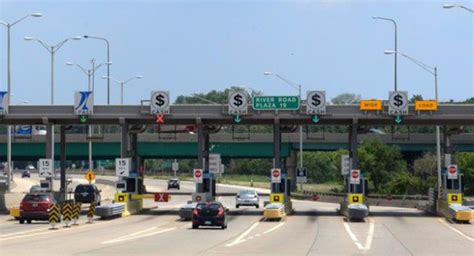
[373,16,398,91]
[443,4,474,13]
[0,13,42,190]
[102,75,142,105]
[83,35,111,104]
[264,72,303,191]
[384,50,442,203]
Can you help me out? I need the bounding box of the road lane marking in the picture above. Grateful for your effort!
[262,222,285,234]
[438,218,474,242]
[225,221,260,247]
[102,227,176,244]
[0,228,46,238]
[343,217,375,250]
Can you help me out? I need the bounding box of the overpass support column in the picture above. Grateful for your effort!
[60,126,66,202]
[285,150,297,191]
[349,119,359,169]
[45,124,53,159]
[443,127,454,166]
[273,118,281,169]
[204,133,210,171]
[130,133,138,171]
[196,120,204,193]
[121,123,129,158]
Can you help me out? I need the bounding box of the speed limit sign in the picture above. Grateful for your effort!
[115,158,131,177]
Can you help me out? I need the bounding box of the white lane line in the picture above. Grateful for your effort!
[102,227,176,244]
[438,218,474,242]
[0,228,46,238]
[262,222,285,234]
[342,218,375,250]
[225,221,260,247]
[103,227,157,242]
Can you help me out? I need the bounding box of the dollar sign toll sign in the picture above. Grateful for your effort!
[393,94,404,107]
[233,94,243,107]
[155,94,165,107]
[311,93,321,107]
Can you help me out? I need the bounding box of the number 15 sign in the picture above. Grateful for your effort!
[116,158,131,177]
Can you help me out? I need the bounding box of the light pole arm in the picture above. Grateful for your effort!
[273,74,300,91]
[397,52,435,75]
[54,38,71,52]
[123,76,138,85]
[10,14,32,26]
[460,5,474,12]
[72,64,89,76]
[0,20,8,26]
[33,38,52,53]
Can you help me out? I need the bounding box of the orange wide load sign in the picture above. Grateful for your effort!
[415,100,438,111]
[360,100,383,111]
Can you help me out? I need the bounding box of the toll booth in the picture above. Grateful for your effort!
[114,172,144,216]
[438,168,473,222]
[193,171,216,202]
[268,172,293,214]
[339,171,369,221]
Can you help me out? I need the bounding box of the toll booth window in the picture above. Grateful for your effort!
[446,179,460,190]
[286,179,291,196]
[126,178,136,193]
[203,178,211,193]
[211,179,216,197]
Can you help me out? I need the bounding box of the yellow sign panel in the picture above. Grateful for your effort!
[270,193,284,203]
[415,100,438,111]
[84,170,96,182]
[447,193,462,204]
[360,100,383,111]
[348,193,363,204]
[115,192,129,203]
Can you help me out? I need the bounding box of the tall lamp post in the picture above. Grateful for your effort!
[67,60,111,171]
[373,16,398,91]
[384,50,442,203]
[25,35,81,172]
[101,75,142,105]
[0,12,42,190]
[83,35,111,104]
[264,71,303,191]
[443,4,474,13]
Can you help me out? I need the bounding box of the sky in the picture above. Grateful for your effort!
[0,0,472,105]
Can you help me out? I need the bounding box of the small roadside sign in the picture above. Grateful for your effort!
[296,167,307,183]
[271,168,281,183]
[341,155,350,175]
[38,158,53,178]
[350,169,360,185]
[172,162,179,172]
[150,91,170,114]
[360,100,383,111]
[415,100,438,111]
[154,193,170,202]
[447,164,458,179]
[85,170,96,183]
[209,154,221,174]
[115,158,131,177]
[270,193,284,203]
[194,169,203,183]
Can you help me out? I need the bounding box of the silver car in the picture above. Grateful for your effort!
[236,190,259,208]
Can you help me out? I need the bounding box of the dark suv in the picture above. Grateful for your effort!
[167,178,180,190]
[74,184,101,205]
[19,193,56,224]
[192,202,228,229]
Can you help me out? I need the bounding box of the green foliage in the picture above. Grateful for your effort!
[229,158,273,176]
[410,94,423,103]
[174,86,263,104]
[330,93,361,105]
[455,152,474,194]
[302,150,348,184]
[358,139,407,192]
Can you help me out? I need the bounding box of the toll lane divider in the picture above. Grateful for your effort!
[101,227,177,244]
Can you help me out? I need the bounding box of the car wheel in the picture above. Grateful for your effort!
[192,225,198,229]
[19,219,25,224]
[178,186,180,190]
[221,225,226,230]
[236,205,239,208]
[256,204,259,209]
[27,220,32,224]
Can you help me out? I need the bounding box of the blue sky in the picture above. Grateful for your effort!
[0,0,472,105]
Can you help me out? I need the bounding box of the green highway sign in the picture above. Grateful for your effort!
[252,96,300,110]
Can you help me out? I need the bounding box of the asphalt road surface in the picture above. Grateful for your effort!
[1,175,473,256]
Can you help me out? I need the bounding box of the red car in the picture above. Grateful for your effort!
[19,193,56,224]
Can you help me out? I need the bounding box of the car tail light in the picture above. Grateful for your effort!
[20,202,24,210]
[217,208,224,217]
[192,208,198,217]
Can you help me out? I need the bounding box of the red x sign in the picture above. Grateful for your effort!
[154,193,169,202]
[155,114,165,124]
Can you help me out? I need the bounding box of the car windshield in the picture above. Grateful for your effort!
[239,190,255,195]
[75,185,94,192]
[24,194,49,202]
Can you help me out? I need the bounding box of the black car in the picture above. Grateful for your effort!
[74,184,101,205]
[192,202,228,229]
[22,170,31,178]
[167,178,180,190]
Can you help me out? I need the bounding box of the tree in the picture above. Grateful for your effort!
[410,94,423,103]
[331,93,361,105]
[174,87,263,104]
[358,139,407,193]
[455,152,474,195]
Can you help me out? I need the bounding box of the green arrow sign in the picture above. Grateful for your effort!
[394,115,403,124]
[79,115,88,124]
[252,96,300,110]
[233,115,242,124]
[311,115,320,124]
